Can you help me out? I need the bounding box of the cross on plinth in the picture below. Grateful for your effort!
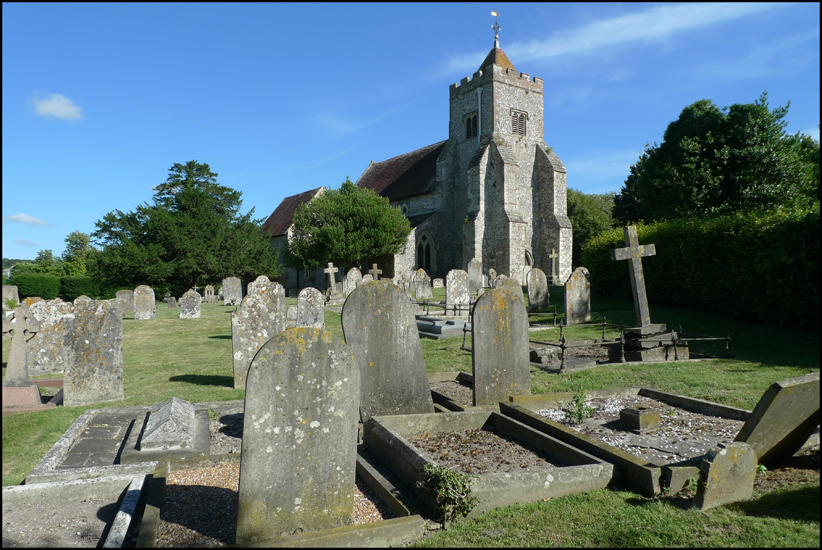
[324,262,339,289]
[611,226,656,328]
[2,305,40,387]
[548,248,559,283]
[368,264,382,281]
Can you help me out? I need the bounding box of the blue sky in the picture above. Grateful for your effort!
[2,3,819,261]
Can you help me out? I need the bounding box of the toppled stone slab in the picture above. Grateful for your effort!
[695,442,756,510]
[140,397,196,451]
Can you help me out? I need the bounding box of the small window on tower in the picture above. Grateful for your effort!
[511,109,527,136]
[464,112,478,139]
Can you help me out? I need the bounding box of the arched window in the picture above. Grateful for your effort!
[417,233,434,271]
[465,114,478,139]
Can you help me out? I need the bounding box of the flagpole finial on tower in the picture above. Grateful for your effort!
[491,11,501,48]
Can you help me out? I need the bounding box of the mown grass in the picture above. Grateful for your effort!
[2,290,819,547]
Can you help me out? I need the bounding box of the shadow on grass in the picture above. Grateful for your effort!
[169,374,234,388]
[207,335,231,340]
[730,484,820,523]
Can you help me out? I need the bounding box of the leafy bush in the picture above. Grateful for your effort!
[10,273,61,300]
[581,205,819,329]
[59,275,101,301]
[420,463,478,525]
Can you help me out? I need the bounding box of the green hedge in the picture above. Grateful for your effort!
[59,276,101,301]
[9,273,61,301]
[581,206,819,329]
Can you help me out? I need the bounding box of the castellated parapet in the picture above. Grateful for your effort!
[450,67,544,97]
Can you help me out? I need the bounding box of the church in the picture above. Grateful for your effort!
[263,30,572,290]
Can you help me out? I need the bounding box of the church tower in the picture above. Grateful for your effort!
[442,21,572,284]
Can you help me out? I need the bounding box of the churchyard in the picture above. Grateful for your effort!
[2,281,819,547]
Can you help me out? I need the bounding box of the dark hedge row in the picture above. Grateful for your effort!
[59,276,101,302]
[581,206,819,330]
[10,273,61,300]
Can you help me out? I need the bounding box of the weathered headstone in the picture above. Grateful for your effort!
[324,263,344,304]
[414,270,433,300]
[179,289,202,319]
[611,225,656,328]
[341,280,434,422]
[734,371,820,464]
[432,278,444,289]
[362,274,373,284]
[3,285,20,307]
[203,285,216,303]
[2,305,39,387]
[471,287,531,406]
[167,297,177,308]
[163,292,171,304]
[344,267,362,297]
[247,275,272,297]
[27,299,74,375]
[286,305,297,328]
[493,274,521,294]
[64,299,124,407]
[296,287,324,329]
[368,263,382,281]
[564,267,591,324]
[526,267,549,312]
[23,296,44,308]
[236,328,360,543]
[548,248,559,285]
[521,265,532,287]
[115,290,134,312]
[133,285,156,320]
[73,295,92,304]
[445,269,470,316]
[222,276,242,306]
[694,442,756,510]
[487,268,497,284]
[231,285,286,389]
[467,259,483,295]
[140,397,196,451]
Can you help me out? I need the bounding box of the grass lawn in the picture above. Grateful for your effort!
[3,289,819,547]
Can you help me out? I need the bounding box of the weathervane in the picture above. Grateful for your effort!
[491,11,501,43]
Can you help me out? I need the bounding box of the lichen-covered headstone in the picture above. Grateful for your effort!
[361,274,373,284]
[203,285,216,303]
[414,270,433,300]
[2,304,39,387]
[3,285,20,307]
[27,299,75,375]
[167,297,177,308]
[247,275,271,297]
[236,328,360,543]
[140,397,196,451]
[344,267,362,297]
[432,278,444,288]
[115,290,134,312]
[73,295,92,304]
[694,442,756,510]
[296,287,324,329]
[134,285,156,320]
[64,299,124,407]
[467,259,483,295]
[179,289,202,319]
[564,267,591,324]
[527,267,549,312]
[231,285,286,389]
[341,280,434,422]
[445,269,469,316]
[222,276,242,306]
[471,287,531,406]
[286,305,297,328]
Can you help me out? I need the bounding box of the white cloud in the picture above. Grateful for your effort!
[13,238,38,248]
[28,93,84,122]
[313,98,422,139]
[3,213,53,226]
[444,3,787,75]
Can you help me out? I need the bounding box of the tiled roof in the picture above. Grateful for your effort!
[479,47,517,73]
[355,141,447,201]
[261,187,324,237]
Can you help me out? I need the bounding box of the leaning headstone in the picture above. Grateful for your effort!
[296,287,324,329]
[527,267,549,312]
[471,287,531,406]
[179,289,202,319]
[344,267,362,297]
[414,271,433,300]
[140,397,196,451]
[467,259,483,295]
[134,285,156,320]
[230,285,286,389]
[222,276,242,306]
[445,269,470,316]
[64,299,124,407]
[564,267,591,324]
[115,290,134,312]
[432,278,444,289]
[341,280,434,422]
[3,285,20,307]
[236,327,360,543]
[203,285,216,303]
[694,442,756,510]
[167,297,177,308]
[734,371,820,464]
[27,299,74,375]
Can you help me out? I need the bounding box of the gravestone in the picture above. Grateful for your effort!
[179,289,202,319]
[73,295,91,304]
[296,287,324,329]
[734,371,820,465]
[133,285,156,320]
[247,275,272,297]
[1,305,43,409]
[341,280,434,422]
[467,259,483,295]
[231,285,286,389]
[27,299,75,375]
[167,297,177,308]
[611,226,656,328]
[414,270,433,300]
[471,287,531,406]
[203,285,216,303]
[694,442,756,510]
[344,267,362,297]
[493,274,521,294]
[526,267,549,312]
[3,285,20,307]
[548,248,559,285]
[23,297,43,308]
[324,263,344,304]
[487,268,497,284]
[445,269,470,317]
[432,278,444,288]
[236,328,360,543]
[64,299,124,407]
[222,276,242,306]
[286,305,297,328]
[362,274,373,284]
[368,263,382,281]
[564,267,591,324]
[521,265,532,287]
[163,292,171,304]
[140,397,196,451]
[115,290,134,312]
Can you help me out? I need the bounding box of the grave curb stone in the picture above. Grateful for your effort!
[694,442,756,510]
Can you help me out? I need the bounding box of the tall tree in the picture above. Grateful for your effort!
[286,178,411,269]
[61,231,96,276]
[566,189,614,268]
[613,92,820,224]
[90,161,281,295]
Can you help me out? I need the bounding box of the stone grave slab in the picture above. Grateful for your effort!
[133,285,156,320]
[564,267,591,324]
[247,275,271,297]
[344,267,362,296]
[179,289,202,319]
[115,290,134,312]
[296,287,324,329]
[236,328,360,543]
[414,271,433,300]
[231,285,286,389]
[222,276,242,305]
[694,442,756,510]
[341,280,434,422]
[467,259,483,295]
[3,284,20,307]
[27,299,74,375]
[445,269,469,316]
[140,397,195,450]
[526,267,549,312]
[416,316,471,340]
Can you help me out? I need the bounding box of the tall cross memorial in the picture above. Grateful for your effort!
[324,263,339,289]
[610,226,656,328]
[2,305,40,387]
[548,248,559,284]
[368,264,382,281]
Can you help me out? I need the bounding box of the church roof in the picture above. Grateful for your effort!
[478,45,517,73]
[261,187,324,237]
[356,140,447,201]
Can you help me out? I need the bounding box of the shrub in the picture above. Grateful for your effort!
[10,273,61,300]
[59,275,101,301]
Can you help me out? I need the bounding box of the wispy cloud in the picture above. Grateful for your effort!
[3,213,54,226]
[312,98,422,139]
[13,238,38,248]
[28,92,84,122]
[444,3,787,75]
[292,147,357,172]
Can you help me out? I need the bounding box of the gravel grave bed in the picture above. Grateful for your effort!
[2,496,117,548]
[407,427,561,475]
[430,380,473,406]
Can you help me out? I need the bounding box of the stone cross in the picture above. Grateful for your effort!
[548,248,559,283]
[192,285,198,293]
[2,305,40,387]
[368,263,382,281]
[611,225,656,327]
[324,262,338,289]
